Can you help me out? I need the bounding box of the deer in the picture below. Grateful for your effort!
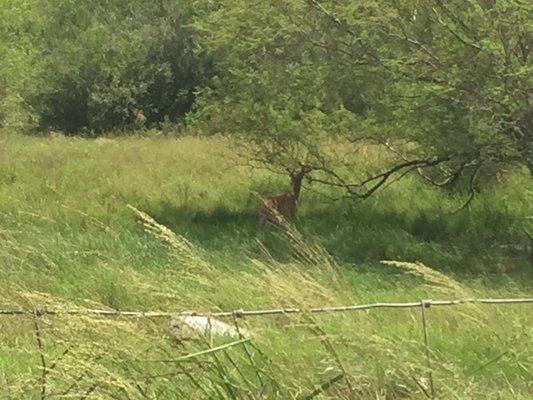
[132,107,147,128]
[258,166,311,228]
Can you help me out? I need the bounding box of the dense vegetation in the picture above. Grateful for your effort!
[2,0,531,191]
[1,0,212,133]
[0,0,531,398]
[192,0,532,194]
[0,136,531,398]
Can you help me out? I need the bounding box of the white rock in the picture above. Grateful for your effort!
[170,315,252,340]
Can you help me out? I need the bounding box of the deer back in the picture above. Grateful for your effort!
[259,193,298,225]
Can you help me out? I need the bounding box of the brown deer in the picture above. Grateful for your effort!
[132,107,147,128]
[258,166,311,227]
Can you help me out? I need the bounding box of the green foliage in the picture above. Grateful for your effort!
[2,0,530,192]
[1,0,531,395]
[0,0,43,131]
[191,0,361,174]
[192,0,532,192]
[0,0,213,134]
[0,136,532,398]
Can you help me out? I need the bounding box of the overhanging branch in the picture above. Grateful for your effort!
[308,156,451,199]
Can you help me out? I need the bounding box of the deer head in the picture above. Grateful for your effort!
[287,165,312,199]
[132,107,147,126]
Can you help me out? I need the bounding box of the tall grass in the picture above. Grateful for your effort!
[0,134,531,398]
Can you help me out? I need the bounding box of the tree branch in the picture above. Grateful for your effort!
[382,141,470,187]
[434,0,482,48]
[452,162,483,213]
[308,156,451,198]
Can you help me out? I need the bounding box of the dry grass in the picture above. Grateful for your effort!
[0,135,531,399]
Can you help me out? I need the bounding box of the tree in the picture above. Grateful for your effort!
[0,0,43,131]
[192,0,531,201]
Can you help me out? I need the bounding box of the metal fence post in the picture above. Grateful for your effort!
[420,300,436,399]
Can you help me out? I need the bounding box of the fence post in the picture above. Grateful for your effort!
[33,310,47,400]
[420,300,435,399]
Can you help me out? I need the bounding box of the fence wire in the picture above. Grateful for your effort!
[1,297,532,319]
[2,296,532,399]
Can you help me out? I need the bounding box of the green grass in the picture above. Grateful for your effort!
[0,133,531,399]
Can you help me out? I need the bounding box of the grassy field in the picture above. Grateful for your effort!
[0,134,532,399]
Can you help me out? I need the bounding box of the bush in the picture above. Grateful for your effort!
[25,0,213,134]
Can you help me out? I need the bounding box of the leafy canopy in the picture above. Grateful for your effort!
[192,0,532,197]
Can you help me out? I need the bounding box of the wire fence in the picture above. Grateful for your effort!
[2,297,532,399]
[1,297,532,318]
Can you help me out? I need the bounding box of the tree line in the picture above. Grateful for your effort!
[1,0,212,133]
[1,0,531,198]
